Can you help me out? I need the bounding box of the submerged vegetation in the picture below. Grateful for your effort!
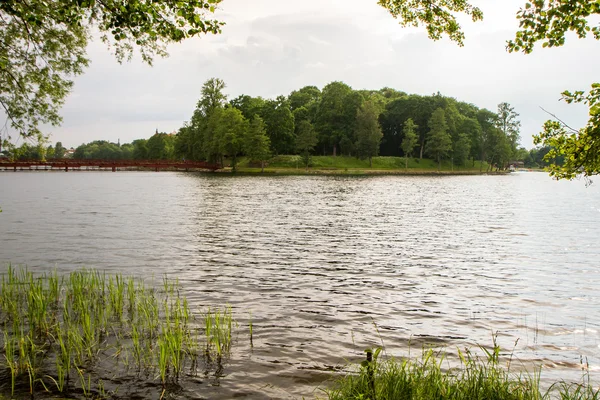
[0,266,240,398]
[325,345,599,400]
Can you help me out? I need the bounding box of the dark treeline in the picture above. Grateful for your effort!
[71,132,176,161]
[2,79,559,170]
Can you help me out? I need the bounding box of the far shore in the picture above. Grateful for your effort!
[221,155,530,176]
[219,167,512,176]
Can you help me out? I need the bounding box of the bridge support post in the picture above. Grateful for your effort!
[65,166,68,172]
[13,166,16,172]
[112,166,116,172]
[155,166,159,172]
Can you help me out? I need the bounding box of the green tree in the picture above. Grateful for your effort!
[132,139,149,160]
[378,0,483,45]
[458,117,482,166]
[245,116,271,172]
[174,125,194,160]
[1,0,223,140]
[378,0,600,180]
[147,132,175,160]
[488,127,512,170]
[46,145,55,159]
[288,86,321,111]
[293,106,311,126]
[453,132,471,167]
[295,120,318,170]
[12,142,45,161]
[476,109,497,172]
[196,78,228,119]
[316,81,356,156]
[217,108,248,172]
[261,96,295,155]
[425,108,452,170]
[379,94,440,159]
[120,143,134,160]
[355,101,383,167]
[514,147,530,162]
[230,95,266,121]
[72,140,124,160]
[495,102,521,157]
[401,118,419,169]
[534,88,600,181]
[180,77,229,162]
[54,142,65,159]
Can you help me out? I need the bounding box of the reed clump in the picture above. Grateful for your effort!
[0,266,240,398]
[325,344,599,400]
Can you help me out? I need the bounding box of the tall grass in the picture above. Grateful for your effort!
[325,344,599,400]
[0,266,242,398]
[204,305,235,357]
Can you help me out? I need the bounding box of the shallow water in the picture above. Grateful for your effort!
[0,171,599,398]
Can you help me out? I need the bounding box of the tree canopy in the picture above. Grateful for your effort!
[378,0,600,180]
[378,0,483,45]
[0,0,223,141]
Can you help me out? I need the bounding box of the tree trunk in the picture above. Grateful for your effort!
[333,144,337,157]
[438,155,441,171]
[405,156,408,170]
[420,140,424,159]
[261,160,264,173]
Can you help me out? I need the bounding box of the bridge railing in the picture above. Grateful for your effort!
[0,159,221,171]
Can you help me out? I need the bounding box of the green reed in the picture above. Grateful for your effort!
[3,331,17,395]
[0,266,243,398]
[203,305,235,357]
[248,311,253,347]
[325,344,600,400]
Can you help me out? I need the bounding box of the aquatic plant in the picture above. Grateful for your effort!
[0,266,243,398]
[325,343,600,400]
[203,305,235,357]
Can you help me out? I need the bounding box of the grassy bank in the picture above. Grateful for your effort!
[324,346,598,400]
[233,155,497,175]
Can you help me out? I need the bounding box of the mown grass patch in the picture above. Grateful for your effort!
[236,155,491,173]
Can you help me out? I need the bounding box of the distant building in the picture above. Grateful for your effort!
[508,161,524,171]
[64,148,76,158]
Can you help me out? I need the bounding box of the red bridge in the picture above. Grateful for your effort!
[0,159,221,172]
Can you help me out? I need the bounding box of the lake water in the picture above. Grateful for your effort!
[0,171,599,398]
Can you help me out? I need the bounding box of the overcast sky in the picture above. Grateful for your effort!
[12,0,600,149]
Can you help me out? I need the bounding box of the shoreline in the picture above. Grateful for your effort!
[0,167,518,175]
[218,168,513,176]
